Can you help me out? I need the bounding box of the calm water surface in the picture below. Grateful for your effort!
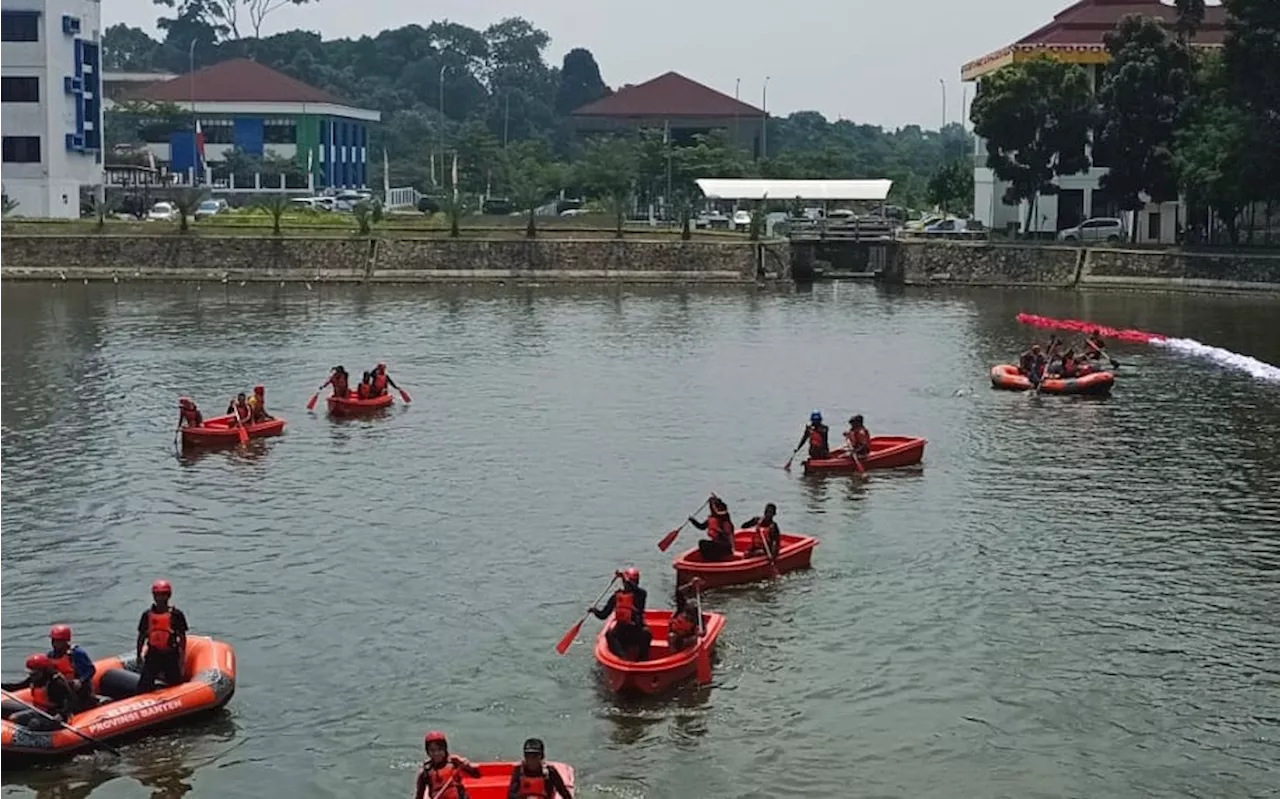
[2,281,1279,799]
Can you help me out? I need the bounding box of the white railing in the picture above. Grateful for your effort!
[386,186,423,210]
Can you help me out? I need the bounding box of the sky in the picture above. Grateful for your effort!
[103,0,1158,129]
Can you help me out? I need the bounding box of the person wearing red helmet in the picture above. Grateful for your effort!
[135,579,190,692]
[247,385,274,422]
[588,567,651,661]
[177,397,203,428]
[506,738,573,798]
[1,654,78,728]
[413,730,481,799]
[369,362,399,398]
[46,624,96,708]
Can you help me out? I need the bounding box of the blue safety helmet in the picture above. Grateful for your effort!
[810,410,822,423]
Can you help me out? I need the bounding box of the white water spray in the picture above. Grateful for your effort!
[1153,337,1280,383]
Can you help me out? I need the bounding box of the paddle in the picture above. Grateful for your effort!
[555,576,618,655]
[657,497,711,552]
[759,526,781,578]
[782,441,804,471]
[233,403,249,446]
[1,689,120,756]
[305,387,322,411]
[397,387,412,404]
[694,584,712,686]
[429,773,462,799]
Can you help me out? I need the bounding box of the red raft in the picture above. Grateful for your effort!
[458,761,576,799]
[180,414,285,448]
[594,609,725,695]
[802,435,927,475]
[1,636,236,758]
[990,364,1114,396]
[673,531,818,589]
[326,391,394,416]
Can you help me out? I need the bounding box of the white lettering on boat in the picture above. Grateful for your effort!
[83,698,184,735]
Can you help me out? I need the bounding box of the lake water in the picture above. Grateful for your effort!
[2,281,1278,799]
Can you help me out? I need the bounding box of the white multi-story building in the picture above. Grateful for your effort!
[2,0,104,219]
[961,0,1226,243]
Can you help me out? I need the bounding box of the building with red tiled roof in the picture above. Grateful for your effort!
[961,0,1224,243]
[572,72,766,157]
[121,59,380,189]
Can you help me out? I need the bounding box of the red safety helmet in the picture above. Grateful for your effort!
[424,730,448,749]
[621,567,640,584]
[151,579,172,595]
[49,624,72,641]
[253,385,264,394]
[376,363,386,372]
[179,397,194,408]
[26,653,51,671]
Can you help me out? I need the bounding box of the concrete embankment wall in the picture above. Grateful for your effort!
[889,240,1280,293]
[0,235,792,284]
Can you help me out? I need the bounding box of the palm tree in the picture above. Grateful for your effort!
[438,193,468,238]
[172,188,206,233]
[352,200,374,236]
[256,194,291,236]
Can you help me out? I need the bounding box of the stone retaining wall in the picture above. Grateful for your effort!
[0,235,791,283]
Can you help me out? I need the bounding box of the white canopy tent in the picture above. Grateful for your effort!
[694,178,893,202]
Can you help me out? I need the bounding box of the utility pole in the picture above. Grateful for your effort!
[438,65,448,188]
[188,39,197,185]
[762,76,770,160]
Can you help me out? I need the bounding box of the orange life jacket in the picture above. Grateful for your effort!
[808,426,825,449]
[669,611,697,637]
[515,767,550,798]
[706,514,732,545]
[48,651,75,680]
[231,402,250,422]
[28,683,52,710]
[357,382,371,399]
[332,375,349,396]
[373,372,388,393]
[613,589,638,625]
[180,407,201,426]
[147,609,175,651]
[424,761,464,799]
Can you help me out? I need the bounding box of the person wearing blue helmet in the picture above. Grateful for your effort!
[796,410,830,459]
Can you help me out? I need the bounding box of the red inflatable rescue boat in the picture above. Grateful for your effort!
[180,414,285,448]
[802,435,926,475]
[326,391,394,416]
[1,635,236,758]
[594,609,725,695]
[456,761,576,799]
[990,364,1114,395]
[673,531,818,589]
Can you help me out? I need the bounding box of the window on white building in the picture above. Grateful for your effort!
[1,76,40,103]
[2,136,43,163]
[263,118,296,144]
[1,11,40,42]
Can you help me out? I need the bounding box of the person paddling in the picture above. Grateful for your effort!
[249,385,273,421]
[740,503,782,560]
[843,415,871,459]
[370,363,401,398]
[1,655,78,728]
[1018,344,1046,386]
[1085,329,1107,360]
[136,580,189,692]
[321,366,350,398]
[507,738,573,798]
[45,625,96,710]
[226,393,251,424]
[177,398,203,428]
[689,495,735,562]
[414,730,482,799]
[667,580,703,654]
[589,568,651,661]
[796,410,830,460]
[357,372,374,400]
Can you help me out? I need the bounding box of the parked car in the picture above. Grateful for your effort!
[923,218,971,234]
[904,214,946,231]
[148,201,178,222]
[732,209,752,231]
[291,196,335,212]
[1058,217,1124,242]
[194,198,227,219]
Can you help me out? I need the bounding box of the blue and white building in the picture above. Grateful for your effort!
[2,0,104,218]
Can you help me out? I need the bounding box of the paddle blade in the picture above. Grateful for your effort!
[398,388,412,403]
[782,457,793,471]
[853,455,865,475]
[695,640,712,685]
[657,527,681,552]
[306,392,319,411]
[238,424,249,445]
[555,617,584,655]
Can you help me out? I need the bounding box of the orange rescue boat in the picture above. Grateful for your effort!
[457,761,576,799]
[1,635,236,758]
[594,609,725,695]
[180,414,285,448]
[802,435,926,475]
[673,530,818,589]
[990,364,1114,395]
[326,391,394,416]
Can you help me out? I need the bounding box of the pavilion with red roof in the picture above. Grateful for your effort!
[125,58,380,189]
[572,72,765,157]
[960,0,1226,243]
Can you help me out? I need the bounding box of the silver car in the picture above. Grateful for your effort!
[1058,217,1124,242]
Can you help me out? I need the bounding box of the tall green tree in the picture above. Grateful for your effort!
[1222,0,1280,222]
[576,137,639,238]
[1176,52,1247,244]
[926,160,974,215]
[1096,14,1190,237]
[970,56,1094,232]
[555,48,610,115]
[1173,0,1206,42]
[154,0,317,40]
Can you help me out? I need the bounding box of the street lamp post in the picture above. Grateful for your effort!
[762,76,770,160]
[438,65,448,188]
